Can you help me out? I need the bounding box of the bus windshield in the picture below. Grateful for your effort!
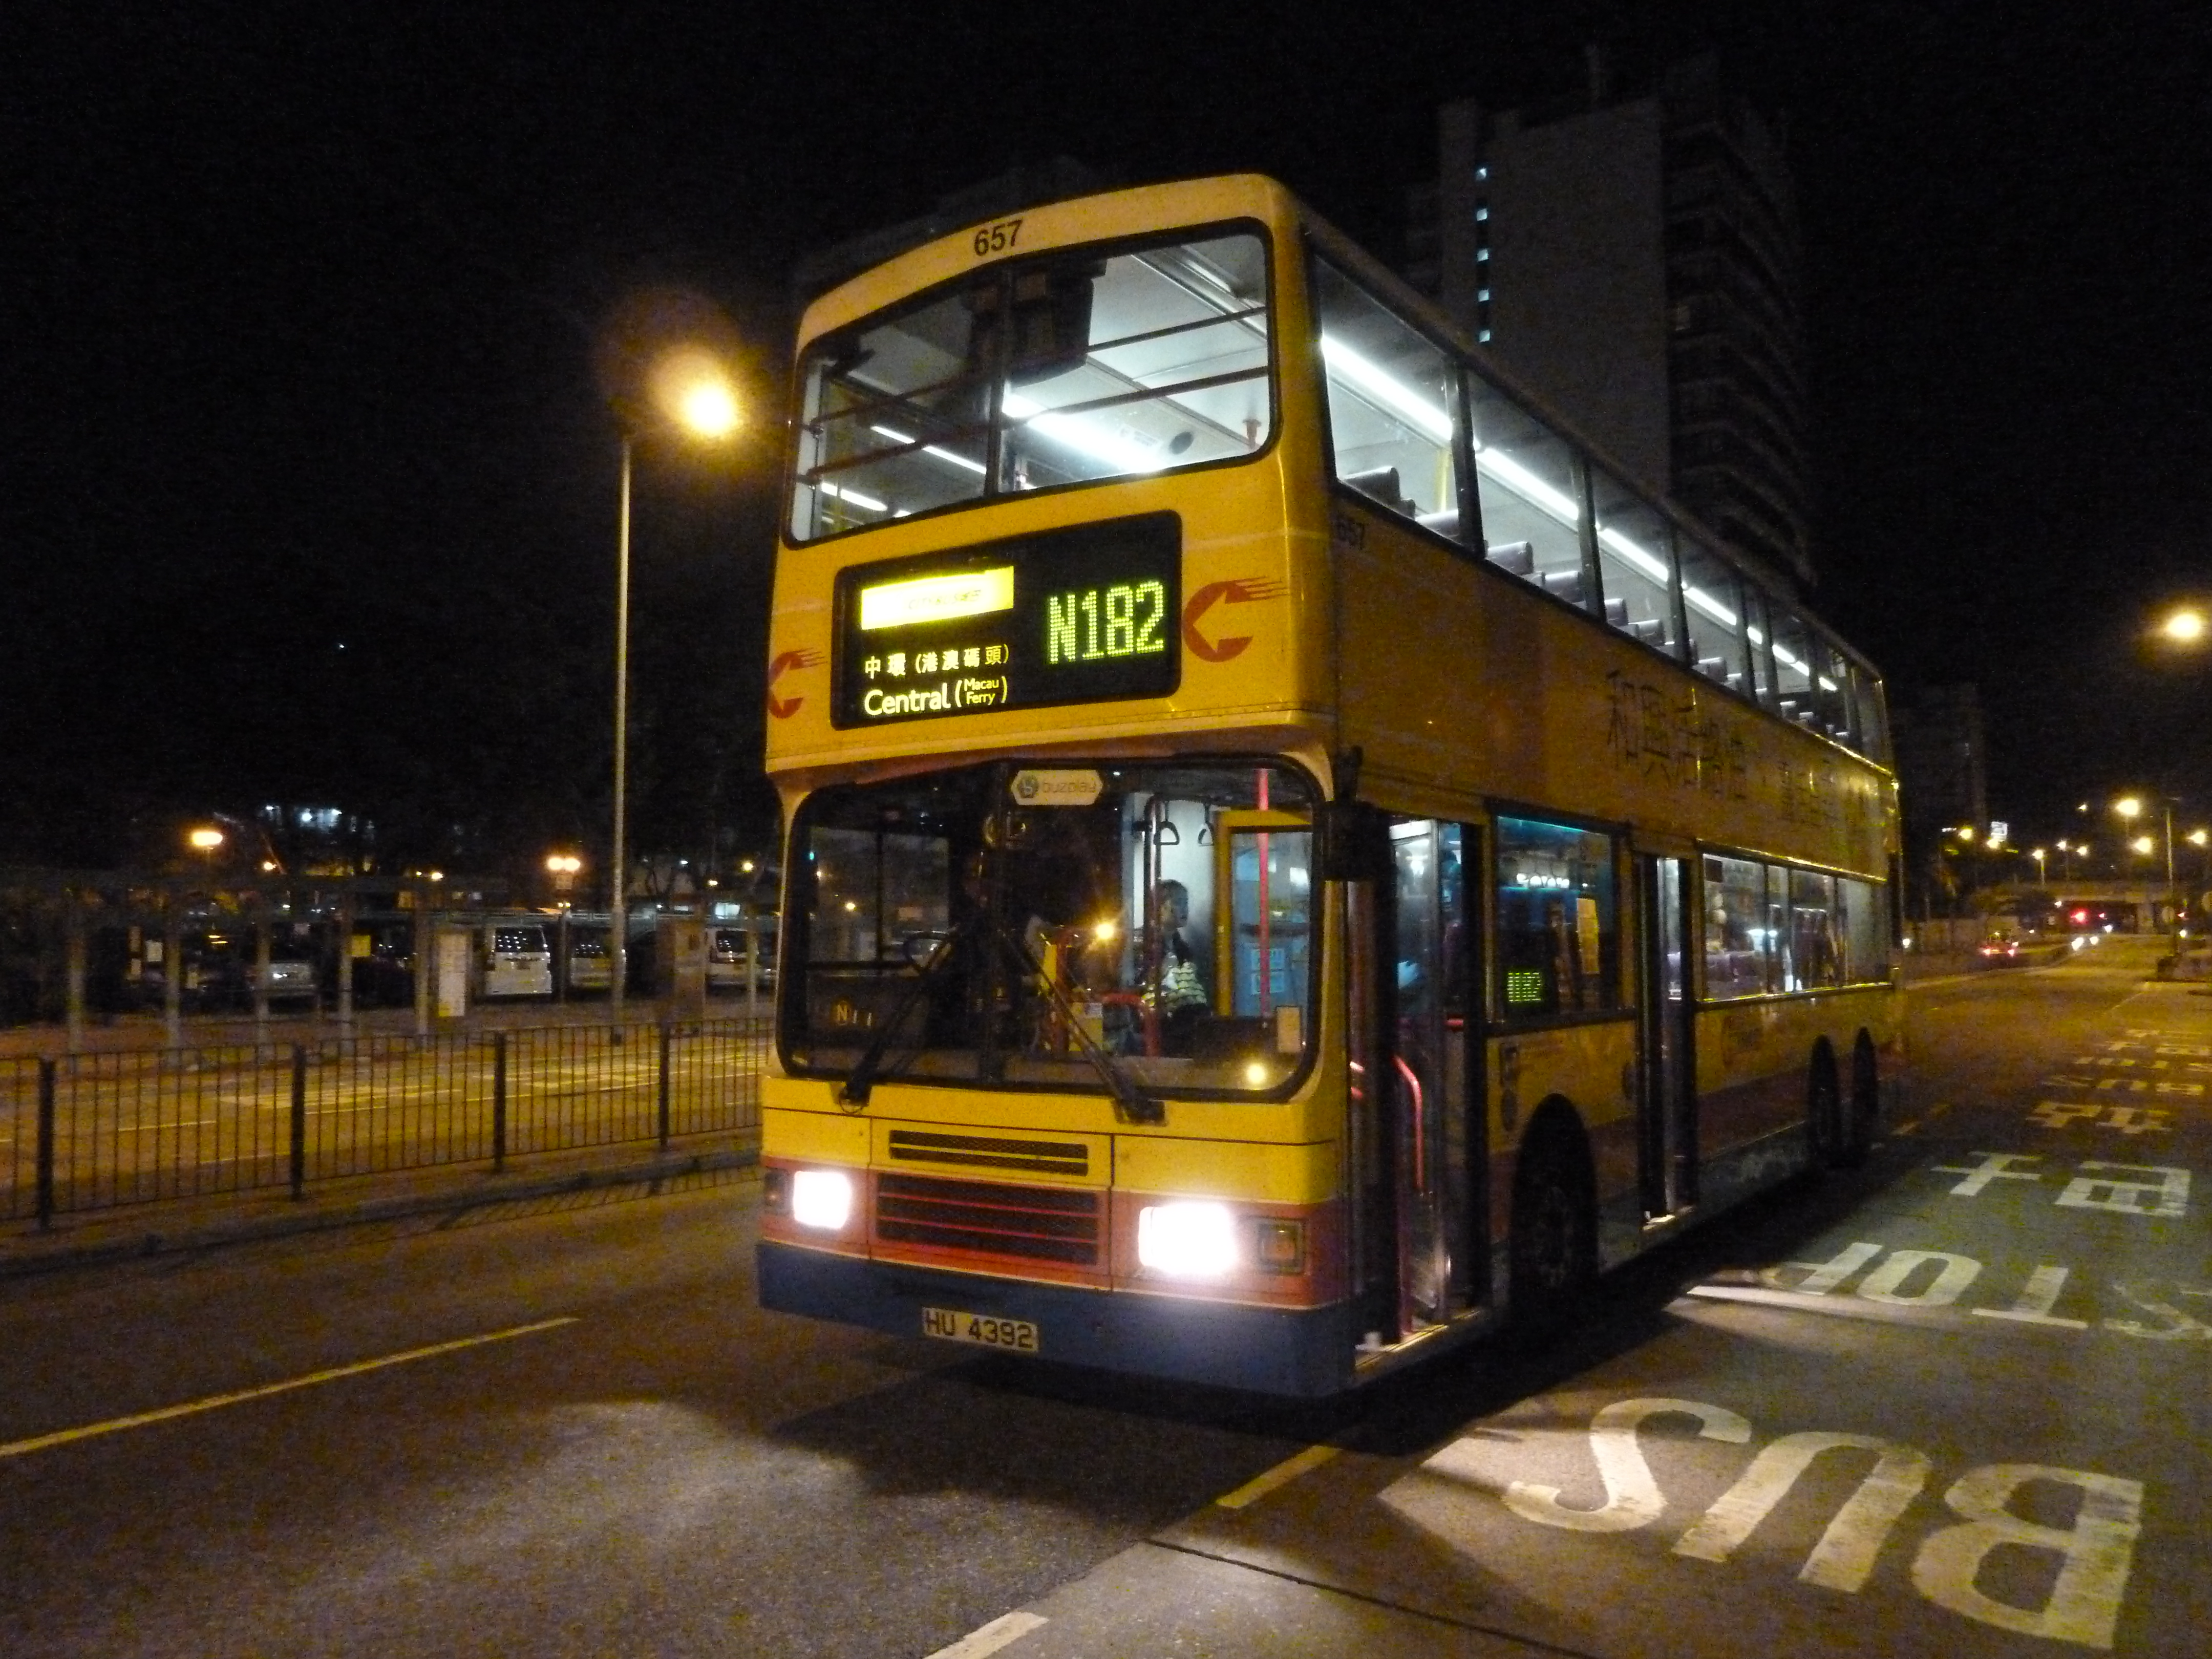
[783,759,1316,1095]
[790,231,1273,541]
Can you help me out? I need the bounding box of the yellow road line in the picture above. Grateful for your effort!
[0,1316,577,1461]
[924,1611,1049,1658]
[1215,1442,1340,1509]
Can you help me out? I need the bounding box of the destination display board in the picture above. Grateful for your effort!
[833,513,1181,727]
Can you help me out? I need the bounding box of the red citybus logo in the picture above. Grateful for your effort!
[1181,578,1286,663]
[767,648,823,719]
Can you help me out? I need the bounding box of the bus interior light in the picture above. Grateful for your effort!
[869,423,988,475]
[1320,335,1454,444]
[1001,390,1169,475]
[1136,1201,1238,1279]
[791,1169,856,1231]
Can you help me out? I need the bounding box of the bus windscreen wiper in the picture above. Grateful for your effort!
[836,923,971,1109]
[982,915,1164,1127]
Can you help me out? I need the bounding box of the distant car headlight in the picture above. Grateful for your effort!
[1137,1201,1237,1279]
[790,1169,855,1231]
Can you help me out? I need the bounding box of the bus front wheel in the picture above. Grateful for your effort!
[1841,1030,1880,1169]
[1509,1108,1597,1336]
[1806,1039,1844,1169]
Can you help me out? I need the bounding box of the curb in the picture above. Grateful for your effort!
[0,1145,760,1282]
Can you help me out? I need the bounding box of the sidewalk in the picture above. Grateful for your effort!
[0,1131,760,1281]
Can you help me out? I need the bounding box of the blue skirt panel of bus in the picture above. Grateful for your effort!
[758,1241,1354,1397]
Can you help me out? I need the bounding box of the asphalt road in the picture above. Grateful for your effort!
[0,947,2202,1657]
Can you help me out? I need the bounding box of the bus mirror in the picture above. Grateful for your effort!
[1320,800,1390,882]
[1001,266,1098,386]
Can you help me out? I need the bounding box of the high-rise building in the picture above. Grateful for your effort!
[1407,54,1813,589]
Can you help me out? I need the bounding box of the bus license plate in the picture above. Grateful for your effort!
[922,1306,1039,1353]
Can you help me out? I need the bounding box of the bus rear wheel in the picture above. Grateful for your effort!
[1509,1110,1597,1336]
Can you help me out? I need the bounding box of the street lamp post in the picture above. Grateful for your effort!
[604,332,741,1031]
[611,433,635,1029]
[2116,795,2182,962]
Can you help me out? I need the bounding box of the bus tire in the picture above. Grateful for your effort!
[1508,1104,1597,1337]
[1806,1038,1843,1169]
[1841,1030,1880,1169]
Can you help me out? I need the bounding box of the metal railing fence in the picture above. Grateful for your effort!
[0,1017,767,1225]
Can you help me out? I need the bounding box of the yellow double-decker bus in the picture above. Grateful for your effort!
[756,175,1900,1396]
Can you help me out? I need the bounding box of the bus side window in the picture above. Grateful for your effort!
[1467,379,1584,603]
[1494,815,1618,1019]
[1590,464,1681,655]
[1313,260,1473,549]
[1701,854,1769,999]
[1677,538,1748,695]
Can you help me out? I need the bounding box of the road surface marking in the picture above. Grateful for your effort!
[1725,1247,2208,1338]
[0,1315,577,1461]
[923,1611,1047,1658]
[1409,1395,2146,1648]
[1215,1443,1341,1509]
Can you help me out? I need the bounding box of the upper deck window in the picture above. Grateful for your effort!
[1313,260,1471,549]
[790,231,1273,542]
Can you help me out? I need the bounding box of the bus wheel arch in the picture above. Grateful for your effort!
[1508,1096,1598,1332]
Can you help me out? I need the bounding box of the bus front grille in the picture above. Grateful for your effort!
[885,1129,1090,1177]
[875,1173,1102,1266]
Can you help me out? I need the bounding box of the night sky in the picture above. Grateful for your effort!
[8,3,2210,878]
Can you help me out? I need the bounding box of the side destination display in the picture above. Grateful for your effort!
[833,512,1181,727]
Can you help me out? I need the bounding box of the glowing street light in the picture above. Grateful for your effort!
[2030,846,2048,886]
[545,852,583,903]
[2156,606,2206,646]
[186,825,225,883]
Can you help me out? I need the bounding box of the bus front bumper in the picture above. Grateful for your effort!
[758,1241,1354,1398]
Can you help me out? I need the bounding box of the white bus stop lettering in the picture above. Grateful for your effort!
[2055,1163,2189,1218]
[1910,1465,2143,1650]
[1502,1397,1750,1533]
[1672,1432,1930,1591]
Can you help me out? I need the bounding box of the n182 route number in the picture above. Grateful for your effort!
[973,217,1024,257]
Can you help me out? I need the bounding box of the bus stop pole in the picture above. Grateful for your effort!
[335,885,355,1033]
[412,896,432,1040]
[252,905,272,1039]
[63,895,87,1056]
[162,885,183,1049]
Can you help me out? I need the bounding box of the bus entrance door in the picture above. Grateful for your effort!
[1636,854,1697,1220]
[1348,817,1485,1350]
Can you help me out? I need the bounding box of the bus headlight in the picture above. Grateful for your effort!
[790,1169,856,1231]
[1137,1201,1237,1279]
